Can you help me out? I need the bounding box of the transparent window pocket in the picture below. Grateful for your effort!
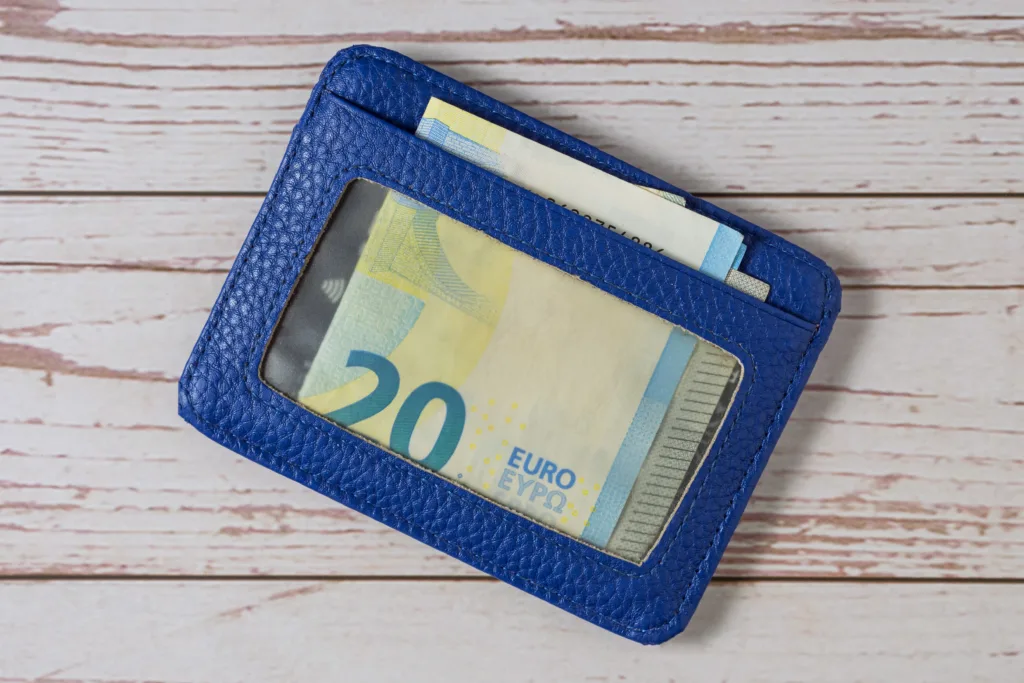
[263,180,742,563]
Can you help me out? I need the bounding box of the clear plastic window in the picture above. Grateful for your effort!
[263,180,741,562]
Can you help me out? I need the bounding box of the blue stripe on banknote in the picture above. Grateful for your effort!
[416,118,503,174]
[699,224,745,281]
[731,242,747,270]
[581,327,697,547]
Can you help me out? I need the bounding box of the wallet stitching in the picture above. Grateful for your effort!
[329,47,831,321]
[182,54,828,637]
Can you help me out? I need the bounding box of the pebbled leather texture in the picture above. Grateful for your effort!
[178,45,841,644]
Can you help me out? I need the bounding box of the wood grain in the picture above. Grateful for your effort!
[0,580,1021,681]
[1,2,1021,192]
[6,1,1023,45]
[1,3,1022,672]
[2,264,1019,577]
[3,195,1022,286]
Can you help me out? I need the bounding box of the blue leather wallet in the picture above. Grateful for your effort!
[179,45,840,644]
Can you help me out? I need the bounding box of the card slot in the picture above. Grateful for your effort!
[327,93,816,341]
[322,46,838,325]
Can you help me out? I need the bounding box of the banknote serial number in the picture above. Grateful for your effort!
[545,197,665,253]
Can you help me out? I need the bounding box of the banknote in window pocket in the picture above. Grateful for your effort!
[263,179,742,563]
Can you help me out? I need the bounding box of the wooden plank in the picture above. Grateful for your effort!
[8,0,1023,41]
[1,2,1021,192]
[0,580,1021,680]
[2,266,1020,577]
[3,195,1022,286]
[2,267,1019,400]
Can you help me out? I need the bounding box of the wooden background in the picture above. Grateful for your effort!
[1,1,1021,680]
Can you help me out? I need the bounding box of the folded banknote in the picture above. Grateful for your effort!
[296,185,740,556]
[416,98,770,301]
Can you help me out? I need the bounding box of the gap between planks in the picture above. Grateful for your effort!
[2,191,1023,199]
[1,575,1023,584]
[3,192,1022,289]
[1,260,1020,290]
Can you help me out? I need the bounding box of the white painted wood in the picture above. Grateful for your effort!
[2,267,1020,576]
[0,580,1021,681]
[3,196,1022,286]
[33,0,1024,37]
[1,1,1021,192]
[0,196,257,272]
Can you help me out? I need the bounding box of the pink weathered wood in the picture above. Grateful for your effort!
[0,580,1021,680]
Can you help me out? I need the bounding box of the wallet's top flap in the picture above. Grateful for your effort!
[178,45,841,644]
[320,45,840,325]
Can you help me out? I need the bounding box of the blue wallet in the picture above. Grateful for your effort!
[179,45,841,644]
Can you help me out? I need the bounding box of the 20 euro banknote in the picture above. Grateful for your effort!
[295,186,740,550]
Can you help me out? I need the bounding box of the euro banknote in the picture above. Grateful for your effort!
[416,98,769,300]
[296,186,739,552]
[416,98,743,281]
